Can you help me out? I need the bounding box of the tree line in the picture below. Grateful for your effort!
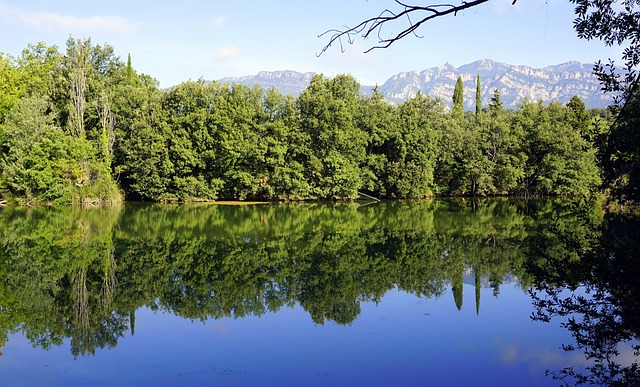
[0,38,613,204]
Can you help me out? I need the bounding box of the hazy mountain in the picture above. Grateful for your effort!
[218,70,316,96]
[217,60,613,109]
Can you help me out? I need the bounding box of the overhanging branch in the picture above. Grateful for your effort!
[317,0,494,56]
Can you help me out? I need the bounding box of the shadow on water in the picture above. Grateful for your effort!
[0,198,638,384]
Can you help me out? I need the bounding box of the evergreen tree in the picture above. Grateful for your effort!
[452,76,464,120]
[489,88,503,115]
[453,270,463,311]
[476,74,482,116]
[126,53,134,80]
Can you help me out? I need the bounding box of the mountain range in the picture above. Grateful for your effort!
[217,59,613,109]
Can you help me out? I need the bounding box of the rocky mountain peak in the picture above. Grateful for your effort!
[216,61,613,109]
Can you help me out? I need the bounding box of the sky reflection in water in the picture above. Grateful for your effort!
[4,283,573,386]
[1,199,638,386]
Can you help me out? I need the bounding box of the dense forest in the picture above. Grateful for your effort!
[0,38,617,204]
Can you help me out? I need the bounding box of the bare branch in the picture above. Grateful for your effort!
[317,0,493,56]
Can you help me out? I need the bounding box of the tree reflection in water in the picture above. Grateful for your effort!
[529,211,640,386]
[0,199,638,385]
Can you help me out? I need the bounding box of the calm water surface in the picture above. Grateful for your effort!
[0,199,638,386]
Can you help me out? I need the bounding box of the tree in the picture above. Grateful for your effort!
[566,96,591,139]
[112,77,174,201]
[601,91,640,202]
[570,0,640,106]
[297,74,367,199]
[0,96,120,203]
[392,92,442,197]
[0,54,23,122]
[476,74,482,116]
[320,0,635,104]
[260,88,310,200]
[358,88,400,197]
[65,37,90,138]
[484,91,525,194]
[452,76,464,120]
[514,101,600,196]
[0,43,62,122]
[320,1,638,197]
[489,88,503,114]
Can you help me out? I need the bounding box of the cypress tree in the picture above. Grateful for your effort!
[475,268,481,315]
[126,53,134,80]
[453,271,463,311]
[475,74,482,115]
[489,88,503,117]
[452,76,464,119]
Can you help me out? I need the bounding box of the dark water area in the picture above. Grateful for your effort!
[0,199,638,386]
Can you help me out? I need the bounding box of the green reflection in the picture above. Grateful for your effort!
[1,198,637,385]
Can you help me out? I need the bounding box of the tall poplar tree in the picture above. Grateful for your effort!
[65,37,89,138]
[452,76,464,120]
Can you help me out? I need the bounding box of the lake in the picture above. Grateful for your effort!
[0,199,638,386]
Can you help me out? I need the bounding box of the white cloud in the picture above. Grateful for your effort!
[210,15,225,28]
[214,46,241,60]
[0,3,131,34]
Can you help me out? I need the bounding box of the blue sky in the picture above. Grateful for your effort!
[0,0,622,88]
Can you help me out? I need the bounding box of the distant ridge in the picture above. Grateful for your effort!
[218,70,315,97]
[216,60,613,109]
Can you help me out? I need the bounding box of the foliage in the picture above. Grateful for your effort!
[297,74,367,199]
[514,100,601,196]
[0,198,579,355]
[568,1,640,203]
[0,39,608,202]
[570,0,640,105]
[0,96,120,204]
[3,195,635,381]
[527,205,640,386]
[475,74,482,116]
[600,90,640,202]
[452,76,464,120]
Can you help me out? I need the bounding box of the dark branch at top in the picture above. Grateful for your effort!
[317,0,495,56]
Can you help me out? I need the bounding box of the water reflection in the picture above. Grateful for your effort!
[528,211,640,385]
[0,199,638,385]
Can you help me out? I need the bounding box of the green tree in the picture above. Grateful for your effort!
[358,88,400,198]
[476,74,482,116]
[0,54,22,122]
[489,89,503,113]
[161,80,223,201]
[567,96,590,137]
[434,113,464,194]
[600,91,640,202]
[460,118,496,195]
[322,0,638,202]
[485,92,525,194]
[0,96,120,203]
[112,75,174,201]
[297,74,367,199]
[259,87,310,200]
[391,93,443,197]
[15,43,63,100]
[0,44,63,122]
[515,101,600,196]
[64,37,91,138]
[452,76,464,120]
